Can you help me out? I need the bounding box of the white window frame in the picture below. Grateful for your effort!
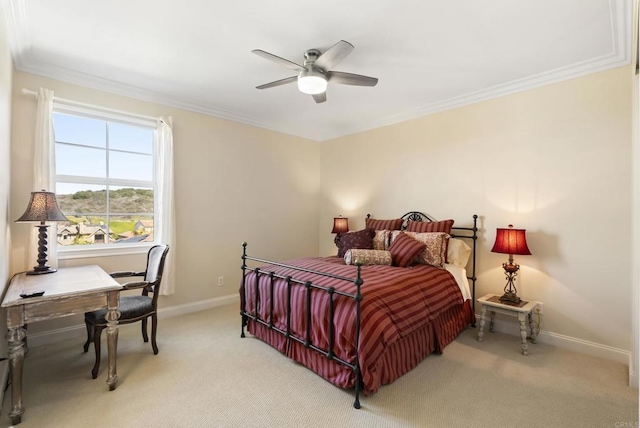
[53,102,159,260]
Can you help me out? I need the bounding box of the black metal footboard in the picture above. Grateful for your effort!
[240,242,364,409]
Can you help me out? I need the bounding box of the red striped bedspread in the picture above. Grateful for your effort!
[241,256,465,391]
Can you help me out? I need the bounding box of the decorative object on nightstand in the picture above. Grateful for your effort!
[491,224,531,304]
[476,293,541,355]
[331,216,349,247]
[15,190,68,275]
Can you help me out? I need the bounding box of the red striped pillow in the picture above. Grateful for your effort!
[388,232,426,268]
[365,217,404,231]
[390,231,448,268]
[406,219,454,234]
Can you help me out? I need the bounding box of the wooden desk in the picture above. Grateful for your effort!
[1,265,121,424]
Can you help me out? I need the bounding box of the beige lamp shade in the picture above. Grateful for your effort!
[16,190,68,223]
[16,190,68,275]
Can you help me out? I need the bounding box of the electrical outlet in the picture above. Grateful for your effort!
[217,276,224,287]
[536,302,543,314]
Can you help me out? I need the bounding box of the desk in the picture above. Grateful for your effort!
[1,265,121,424]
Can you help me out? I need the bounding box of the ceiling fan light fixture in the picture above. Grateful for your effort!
[297,70,327,94]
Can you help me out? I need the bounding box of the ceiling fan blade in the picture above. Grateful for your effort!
[312,92,327,103]
[252,49,306,72]
[314,40,354,71]
[327,71,378,87]
[256,76,298,90]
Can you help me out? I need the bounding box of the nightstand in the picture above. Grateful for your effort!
[476,293,541,355]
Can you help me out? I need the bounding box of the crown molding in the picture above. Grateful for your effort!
[17,57,318,140]
[318,0,632,141]
[4,0,632,143]
[317,53,631,141]
[1,0,29,70]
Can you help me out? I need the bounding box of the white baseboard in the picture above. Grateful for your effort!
[629,363,638,389]
[27,294,240,348]
[479,313,634,383]
[156,294,239,319]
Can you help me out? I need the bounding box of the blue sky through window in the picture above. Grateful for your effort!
[53,113,154,195]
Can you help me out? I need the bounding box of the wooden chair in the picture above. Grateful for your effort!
[83,244,170,379]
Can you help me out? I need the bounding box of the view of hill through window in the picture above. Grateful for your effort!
[56,188,154,246]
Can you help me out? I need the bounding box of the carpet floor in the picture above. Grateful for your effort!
[0,303,637,427]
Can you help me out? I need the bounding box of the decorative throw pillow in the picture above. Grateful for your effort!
[365,217,404,231]
[388,232,426,268]
[392,232,449,268]
[344,249,392,266]
[391,231,448,268]
[372,229,391,250]
[406,219,454,262]
[337,228,375,258]
[406,219,454,234]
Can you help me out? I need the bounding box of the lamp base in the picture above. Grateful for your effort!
[26,266,57,275]
[499,291,521,305]
[27,224,57,275]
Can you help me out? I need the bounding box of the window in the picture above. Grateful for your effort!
[52,105,158,253]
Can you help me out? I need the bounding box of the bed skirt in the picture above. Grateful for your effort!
[247,299,475,394]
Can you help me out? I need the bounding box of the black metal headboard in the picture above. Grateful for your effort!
[366,212,479,307]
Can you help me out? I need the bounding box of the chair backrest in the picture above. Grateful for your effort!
[145,245,170,297]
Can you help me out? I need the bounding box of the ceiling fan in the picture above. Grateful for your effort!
[252,40,378,103]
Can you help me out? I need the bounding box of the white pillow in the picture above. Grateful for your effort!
[447,238,472,268]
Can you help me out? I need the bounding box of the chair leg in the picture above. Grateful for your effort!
[83,321,93,353]
[141,318,149,343]
[151,314,158,355]
[91,326,104,379]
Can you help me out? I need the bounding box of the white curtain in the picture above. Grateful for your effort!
[156,117,176,295]
[27,88,57,270]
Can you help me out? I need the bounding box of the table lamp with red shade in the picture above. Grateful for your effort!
[491,224,532,304]
[331,216,349,247]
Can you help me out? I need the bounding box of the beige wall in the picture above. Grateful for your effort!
[6,64,634,355]
[0,8,13,356]
[320,66,633,352]
[10,71,321,334]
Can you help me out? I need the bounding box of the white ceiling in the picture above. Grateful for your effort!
[1,0,632,141]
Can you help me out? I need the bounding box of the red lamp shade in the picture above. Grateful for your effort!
[491,225,531,255]
[331,217,349,234]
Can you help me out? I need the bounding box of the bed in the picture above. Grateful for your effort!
[239,211,478,408]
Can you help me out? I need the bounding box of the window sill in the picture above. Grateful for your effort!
[58,243,154,260]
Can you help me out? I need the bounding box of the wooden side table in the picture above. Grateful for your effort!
[476,293,541,355]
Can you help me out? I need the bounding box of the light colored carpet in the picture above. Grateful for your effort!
[1,303,637,428]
